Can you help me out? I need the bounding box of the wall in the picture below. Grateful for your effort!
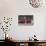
[0,0,46,40]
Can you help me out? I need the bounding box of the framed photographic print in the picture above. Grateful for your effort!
[18,15,33,25]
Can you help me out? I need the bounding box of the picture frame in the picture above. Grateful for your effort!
[18,15,33,25]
